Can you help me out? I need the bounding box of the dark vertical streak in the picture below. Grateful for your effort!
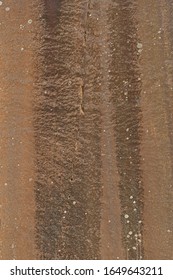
[33,1,102,259]
[109,1,144,259]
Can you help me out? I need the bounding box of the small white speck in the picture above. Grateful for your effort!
[137,42,143,49]
[108,219,111,223]
[0,2,3,6]
[167,229,171,233]
[129,231,133,235]
[124,214,129,219]
[73,201,76,205]
[4,183,8,186]
[138,220,142,224]
[5,7,10,12]
[64,210,67,214]
[127,220,130,223]
[21,47,24,51]
[132,246,136,250]
[134,208,137,211]
[20,25,24,30]
[127,235,130,238]
[130,196,133,199]
[28,19,32,24]
[133,201,136,204]
[126,128,129,132]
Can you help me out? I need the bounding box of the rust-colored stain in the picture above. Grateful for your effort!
[0,0,173,260]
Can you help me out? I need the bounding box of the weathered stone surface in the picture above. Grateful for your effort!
[0,0,173,260]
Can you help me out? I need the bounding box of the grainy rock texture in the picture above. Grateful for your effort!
[0,0,173,260]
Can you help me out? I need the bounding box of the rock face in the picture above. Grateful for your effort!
[0,0,173,260]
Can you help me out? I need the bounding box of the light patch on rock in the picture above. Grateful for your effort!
[28,19,32,24]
